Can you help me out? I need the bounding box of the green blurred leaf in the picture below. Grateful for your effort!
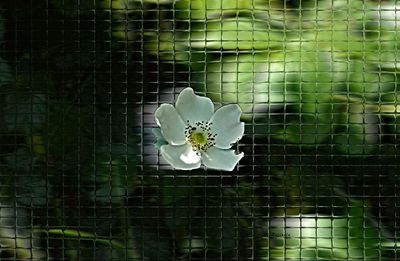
[0,13,11,86]
[268,203,385,260]
[189,18,285,50]
[200,53,287,116]
[85,143,138,205]
[200,51,346,143]
[334,107,380,155]
[0,57,11,86]
[155,0,400,151]
[132,223,172,260]
[160,177,192,206]
[2,94,47,134]
[270,166,348,215]
[0,205,46,259]
[201,199,236,253]
[348,61,397,96]
[2,148,51,206]
[3,148,38,172]
[175,0,266,20]
[34,228,125,248]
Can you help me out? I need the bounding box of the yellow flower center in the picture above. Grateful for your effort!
[184,121,217,154]
[191,131,208,146]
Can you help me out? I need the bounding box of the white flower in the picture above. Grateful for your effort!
[153,88,244,171]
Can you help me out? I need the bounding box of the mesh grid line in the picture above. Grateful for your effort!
[0,0,400,260]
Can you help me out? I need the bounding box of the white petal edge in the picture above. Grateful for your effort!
[152,128,163,139]
[155,104,186,145]
[160,144,201,170]
[152,128,168,149]
[175,88,214,124]
[201,147,244,171]
[210,104,245,149]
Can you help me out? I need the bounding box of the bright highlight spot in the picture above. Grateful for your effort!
[180,148,201,164]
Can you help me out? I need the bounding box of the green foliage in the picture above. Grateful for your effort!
[0,17,11,85]
[2,93,47,134]
[0,1,142,259]
[188,19,284,50]
[150,0,400,154]
[267,210,383,260]
[200,51,344,143]
[34,228,125,248]
[175,0,264,20]
[83,143,139,205]
[0,205,46,259]
[1,0,400,260]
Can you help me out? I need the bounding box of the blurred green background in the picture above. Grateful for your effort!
[1,0,400,260]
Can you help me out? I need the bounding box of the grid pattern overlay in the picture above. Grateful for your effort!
[0,0,400,260]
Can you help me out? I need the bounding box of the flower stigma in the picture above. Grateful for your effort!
[191,132,207,146]
[185,120,216,154]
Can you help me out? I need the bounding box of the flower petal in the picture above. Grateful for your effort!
[160,144,201,170]
[210,104,244,149]
[152,128,168,149]
[152,127,163,139]
[201,147,243,171]
[176,88,214,124]
[155,104,186,145]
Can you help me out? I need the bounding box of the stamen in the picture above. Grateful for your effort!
[185,121,217,152]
